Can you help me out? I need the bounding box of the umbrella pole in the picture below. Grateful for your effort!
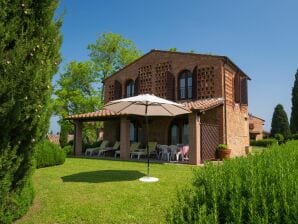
[145,109,149,177]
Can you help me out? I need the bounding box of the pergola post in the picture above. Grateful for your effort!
[74,120,83,156]
[188,112,201,165]
[120,117,130,160]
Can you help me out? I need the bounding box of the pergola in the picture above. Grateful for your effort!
[65,98,224,165]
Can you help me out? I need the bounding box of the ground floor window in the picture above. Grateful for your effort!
[169,118,189,145]
[130,121,142,143]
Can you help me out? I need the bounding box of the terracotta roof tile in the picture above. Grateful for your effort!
[47,134,60,145]
[66,109,125,120]
[66,98,223,120]
[183,98,224,111]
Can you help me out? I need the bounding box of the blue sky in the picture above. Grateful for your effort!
[50,0,298,133]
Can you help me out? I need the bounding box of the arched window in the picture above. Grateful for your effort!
[126,79,135,97]
[179,71,192,100]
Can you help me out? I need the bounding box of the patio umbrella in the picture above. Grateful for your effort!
[105,94,190,182]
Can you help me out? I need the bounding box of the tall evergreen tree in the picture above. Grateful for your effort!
[271,104,291,138]
[0,1,62,222]
[290,69,298,133]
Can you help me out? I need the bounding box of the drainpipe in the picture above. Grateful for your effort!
[223,60,228,144]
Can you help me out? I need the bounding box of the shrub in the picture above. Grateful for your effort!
[290,133,298,140]
[217,144,228,150]
[250,138,277,147]
[62,145,73,156]
[34,140,66,168]
[167,141,298,224]
[274,133,285,144]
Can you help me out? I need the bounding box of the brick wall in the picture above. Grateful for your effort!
[103,120,120,144]
[224,67,249,156]
[104,51,223,104]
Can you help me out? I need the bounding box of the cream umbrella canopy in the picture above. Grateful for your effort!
[105,94,190,182]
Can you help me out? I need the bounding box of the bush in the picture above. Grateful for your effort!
[62,145,73,156]
[274,133,285,144]
[34,140,66,168]
[250,138,277,147]
[167,141,298,224]
[290,133,298,140]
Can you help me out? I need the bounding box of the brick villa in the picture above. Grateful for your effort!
[68,50,251,165]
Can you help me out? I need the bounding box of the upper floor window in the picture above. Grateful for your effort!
[179,71,192,100]
[126,79,135,97]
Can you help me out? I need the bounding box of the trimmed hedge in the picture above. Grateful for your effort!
[34,140,66,168]
[167,141,298,223]
[250,138,277,147]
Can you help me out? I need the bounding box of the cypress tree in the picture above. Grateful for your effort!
[271,104,291,138]
[0,1,62,222]
[290,69,298,134]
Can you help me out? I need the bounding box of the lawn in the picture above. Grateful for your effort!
[16,158,195,224]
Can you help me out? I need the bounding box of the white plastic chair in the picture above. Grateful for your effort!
[158,145,170,161]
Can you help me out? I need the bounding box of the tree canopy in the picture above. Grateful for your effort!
[87,32,141,100]
[271,104,291,138]
[290,69,298,133]
[54,61,101,117]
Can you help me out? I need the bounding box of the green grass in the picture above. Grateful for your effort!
[16,158,195,224]
[251,146,267,154]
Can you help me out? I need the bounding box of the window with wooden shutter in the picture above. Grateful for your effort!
[166,71,175,101]
[134,77,139,95]
[234,73,241,103]
[241,77,248,105]
[114,80,122,100]
[192,66,198,100]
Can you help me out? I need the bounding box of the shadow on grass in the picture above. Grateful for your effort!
[61,170,145,183]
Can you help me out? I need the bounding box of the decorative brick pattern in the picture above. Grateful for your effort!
[197,67,216,99]
[138,65,153,94]
[154,61,172,98]
[107,83,115,102]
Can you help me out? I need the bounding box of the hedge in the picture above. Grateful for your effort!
[167,141,298,223]
[250,138,277,147]
[34,140,66,168]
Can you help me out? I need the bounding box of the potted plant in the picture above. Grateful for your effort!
[217,144,231,160]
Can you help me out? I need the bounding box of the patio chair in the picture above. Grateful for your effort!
[85,140,109,156]
[98,141,120,157]
[131,141,157,160]
[158,145,170,161]
[129,142,142,159]
[176,144,190,161]
[148,141,158,158]
[168,145,179,161]
[114,142,141,159]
